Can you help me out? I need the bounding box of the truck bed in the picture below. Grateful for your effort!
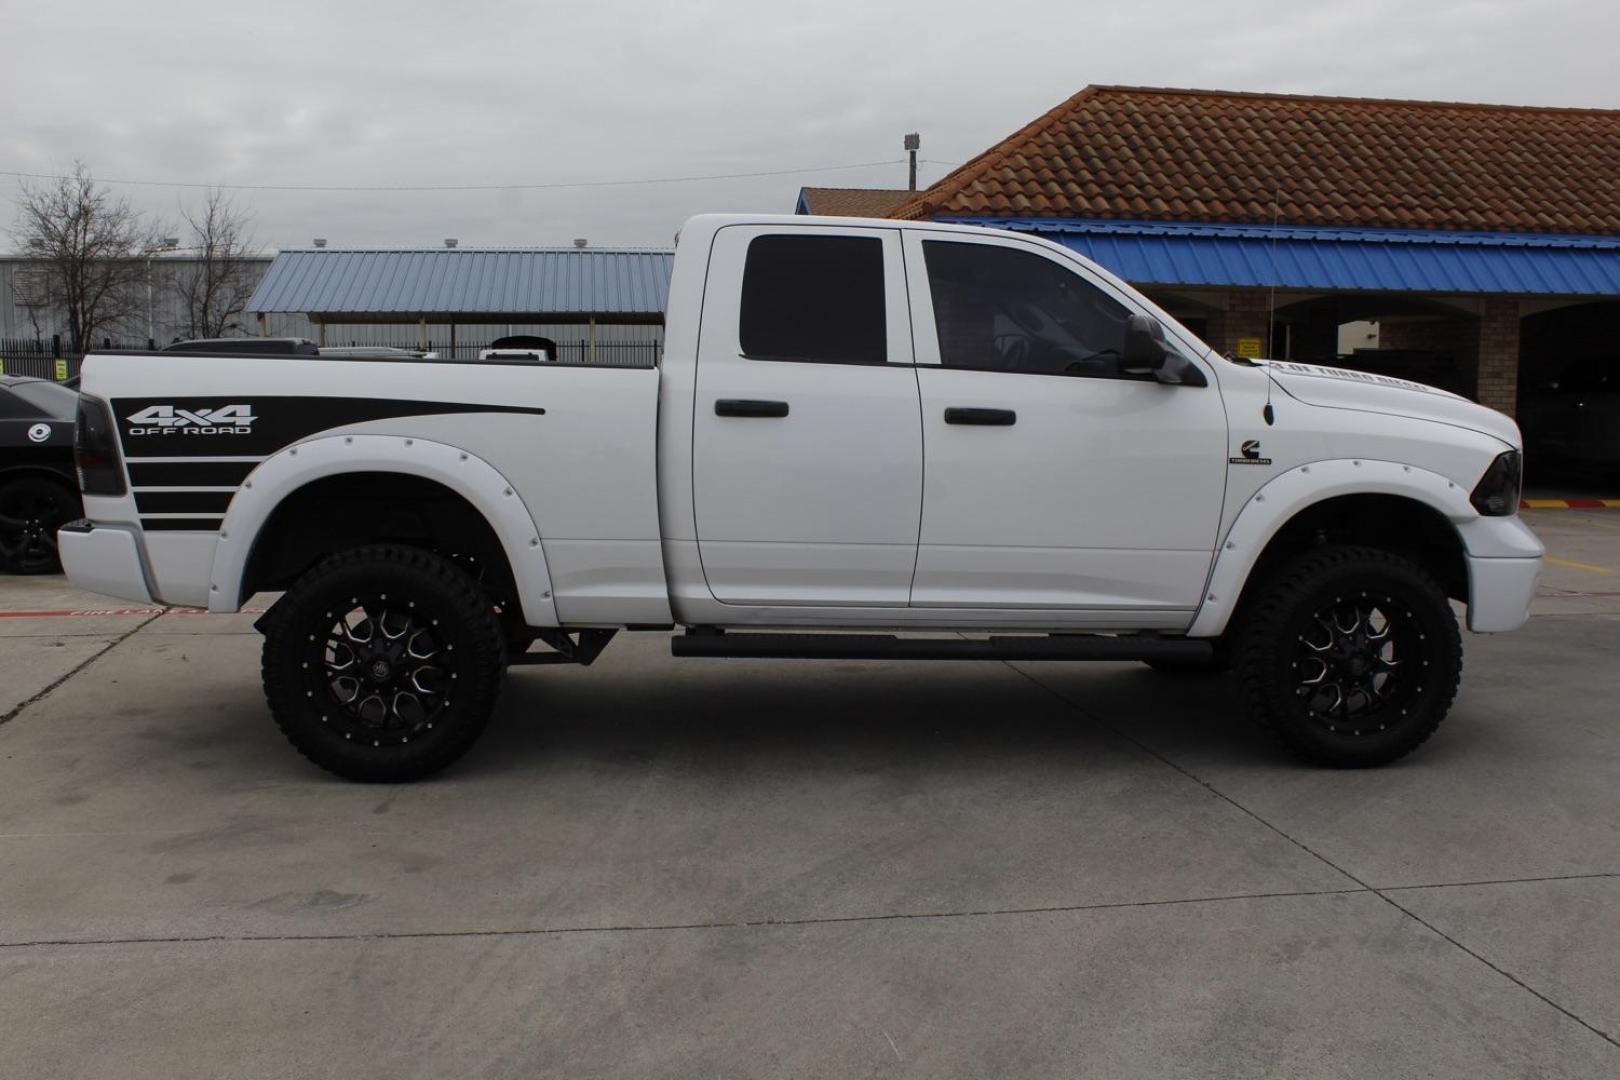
[78,350,670,625]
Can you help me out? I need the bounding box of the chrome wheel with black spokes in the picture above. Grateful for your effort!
[1291,594,1428,736]
[1237,545,1461,767]
[263,545,507,782]
[309,599,456,748]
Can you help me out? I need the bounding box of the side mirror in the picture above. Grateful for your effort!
[1122,314,1168,375]
[1121,313,1207,387]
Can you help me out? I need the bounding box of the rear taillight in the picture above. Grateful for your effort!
[75,393,127,496]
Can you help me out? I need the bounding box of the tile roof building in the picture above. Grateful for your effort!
[794,187,915,218]
[886,85,1620,416]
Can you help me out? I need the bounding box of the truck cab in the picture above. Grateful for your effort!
[61,214,1543,781]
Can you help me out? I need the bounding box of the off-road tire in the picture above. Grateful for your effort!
[261,544,506,782]
[1235,545,1462,767]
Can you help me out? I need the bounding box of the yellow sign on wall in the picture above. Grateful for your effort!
[1235,337,1263,359]
[54,358,68,381]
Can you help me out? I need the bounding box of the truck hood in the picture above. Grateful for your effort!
[1257,360,1521,447]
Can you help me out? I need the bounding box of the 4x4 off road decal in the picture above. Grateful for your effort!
[112,396,545,458]
[126,404,256,432]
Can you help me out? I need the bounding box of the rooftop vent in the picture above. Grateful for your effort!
[313,238,327,248]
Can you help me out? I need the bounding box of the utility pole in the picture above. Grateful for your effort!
[905,133,920,191]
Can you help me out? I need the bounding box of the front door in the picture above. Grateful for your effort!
[903,231,1228,621]
[692,224,922,606]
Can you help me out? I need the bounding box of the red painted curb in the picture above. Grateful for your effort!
[1521,498,1620,510]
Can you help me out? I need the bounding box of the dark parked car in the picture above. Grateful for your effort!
[1519,357,1620,476]
[0,374,81,574]
[162,337,320,355]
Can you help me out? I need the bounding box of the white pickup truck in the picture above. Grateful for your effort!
[63,214,1543,781]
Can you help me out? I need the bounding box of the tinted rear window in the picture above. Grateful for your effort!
[739,234,885,364]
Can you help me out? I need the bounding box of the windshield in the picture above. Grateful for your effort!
[7,379,77,419]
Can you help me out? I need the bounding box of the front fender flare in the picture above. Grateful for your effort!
[206,434,559,627]
[1187,459,1477,638]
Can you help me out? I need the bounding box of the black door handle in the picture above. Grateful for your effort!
[944,407,1016,426]
[715,399,789,418]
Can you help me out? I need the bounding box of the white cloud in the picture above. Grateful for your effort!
[4,0,1616,248]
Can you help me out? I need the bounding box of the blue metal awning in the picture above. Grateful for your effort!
[247,247,673,320]
[942,218,1620,297]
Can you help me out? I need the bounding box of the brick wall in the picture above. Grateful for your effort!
[1206,290,1274,357]
[1473,298,1521,417]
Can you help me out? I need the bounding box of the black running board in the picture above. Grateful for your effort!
[671,631,1212,662]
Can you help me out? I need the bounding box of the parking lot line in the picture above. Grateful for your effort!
[1545,556,1615,575]
[1558,515,1620,534]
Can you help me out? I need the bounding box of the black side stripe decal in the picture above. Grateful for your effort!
[134,491,236,514]
[129,461,258,486]
[142,518,224,532]
[112,397,547,459]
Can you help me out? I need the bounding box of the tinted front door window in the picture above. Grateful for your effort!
[923,240,1134,378]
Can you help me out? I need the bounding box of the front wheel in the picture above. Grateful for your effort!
[261,544,506,782]
[1234,545,1462,767]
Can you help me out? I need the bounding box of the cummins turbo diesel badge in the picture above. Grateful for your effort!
[1230,439,1272,465]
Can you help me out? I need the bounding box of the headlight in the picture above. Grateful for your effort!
[1469,450,1522,516]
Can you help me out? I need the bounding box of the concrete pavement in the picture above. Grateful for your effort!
[0,517,1617,1078]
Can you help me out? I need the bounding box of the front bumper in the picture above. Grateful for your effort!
[57,520,153,605]
[1465,555,1541,632]
[1459,514,1544,633]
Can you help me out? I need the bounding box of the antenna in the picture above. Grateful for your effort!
[1260,173,1281,425]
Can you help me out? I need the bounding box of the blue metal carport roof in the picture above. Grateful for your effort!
[247,248,674,320]
[944,218,1620,297]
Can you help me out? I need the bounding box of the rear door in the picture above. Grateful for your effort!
[692,224,922,606]
[903,230,1228,620]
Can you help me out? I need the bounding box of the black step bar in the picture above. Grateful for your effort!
[671,631,1211,662]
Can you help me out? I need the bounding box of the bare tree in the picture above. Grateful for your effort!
[174,188,258,340]
[9,162,157,352]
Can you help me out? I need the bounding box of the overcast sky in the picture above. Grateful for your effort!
[4,0,1617,251]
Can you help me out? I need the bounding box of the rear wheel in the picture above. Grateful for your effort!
[0,473,80,574]
[1235,545,1461,767]
[261,544,506,782]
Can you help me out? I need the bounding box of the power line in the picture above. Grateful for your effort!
[0,159,907,194]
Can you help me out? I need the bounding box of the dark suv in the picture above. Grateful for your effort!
[0,375,81,573]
